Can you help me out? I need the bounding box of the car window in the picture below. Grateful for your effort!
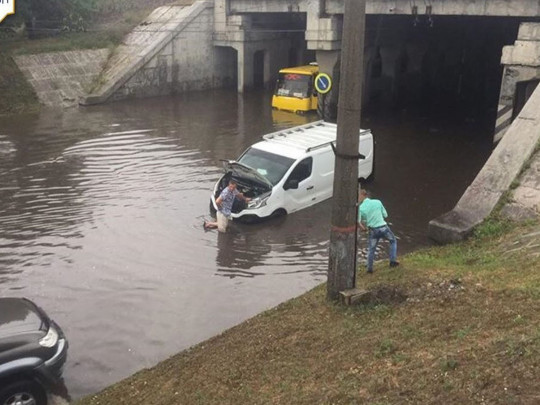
[286,157,312,184]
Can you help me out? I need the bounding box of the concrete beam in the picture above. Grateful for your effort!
[429,83,540,243]
[502,42,540,66]
[227,0,540,17]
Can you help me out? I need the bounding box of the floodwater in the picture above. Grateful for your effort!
[0,90,493,399]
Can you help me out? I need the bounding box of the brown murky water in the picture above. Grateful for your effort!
[0,90,493,398]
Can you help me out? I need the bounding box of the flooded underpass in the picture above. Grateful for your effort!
[0,89,493,399]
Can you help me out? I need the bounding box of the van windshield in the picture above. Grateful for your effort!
[238,148,295,186]
[275,73,311,99]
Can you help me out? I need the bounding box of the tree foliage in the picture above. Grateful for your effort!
[8,0,98,29]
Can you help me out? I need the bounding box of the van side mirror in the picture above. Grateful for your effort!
[284,179,299,190]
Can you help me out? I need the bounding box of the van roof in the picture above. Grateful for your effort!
[251,120,369,159]
[278,65,319,75]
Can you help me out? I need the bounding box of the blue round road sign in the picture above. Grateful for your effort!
[314,73,332,94]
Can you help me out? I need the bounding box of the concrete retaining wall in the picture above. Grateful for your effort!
[82,1,235,105]
[429,83,540,243]
[112,3,234,100]
[503,150,540,220]
[14,49,110,108]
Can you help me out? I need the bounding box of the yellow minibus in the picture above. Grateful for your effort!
[272,63,318,114]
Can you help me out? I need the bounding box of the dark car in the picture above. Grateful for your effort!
[0,298,68,405]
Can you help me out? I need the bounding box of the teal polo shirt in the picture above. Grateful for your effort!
[358,198,388,228]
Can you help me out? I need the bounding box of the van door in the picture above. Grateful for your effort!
[282,157,315,212]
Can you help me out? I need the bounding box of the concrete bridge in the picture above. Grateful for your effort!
[75,0,540,145]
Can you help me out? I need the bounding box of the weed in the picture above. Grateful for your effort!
[474,217,512,240]
[513,314,526,325]
[456,326,471,340]
[440,357,459,372]
[510,179,520,190]
[375,339,397,358]
[401,324,423,339]
[443,379,454,391]
[391,353,409,364]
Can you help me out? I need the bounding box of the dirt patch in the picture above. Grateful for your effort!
[406,278,466,302]
[368,285,408,305]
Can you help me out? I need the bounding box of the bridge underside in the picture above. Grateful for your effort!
[214,0,540,142]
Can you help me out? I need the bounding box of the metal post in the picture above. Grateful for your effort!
[327,0,366,300]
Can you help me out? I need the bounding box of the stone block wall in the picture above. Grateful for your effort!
[14,49,110,108]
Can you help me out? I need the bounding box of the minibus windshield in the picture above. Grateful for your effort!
[274,73,311,99]
[238,148,295,185]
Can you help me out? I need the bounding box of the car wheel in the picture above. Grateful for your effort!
[0,380,47,405]
[209,199,216,217]
[270,209,287,218]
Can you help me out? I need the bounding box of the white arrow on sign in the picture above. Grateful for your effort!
[0,0,15,24]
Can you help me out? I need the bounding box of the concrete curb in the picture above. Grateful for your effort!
[429,84,540,243]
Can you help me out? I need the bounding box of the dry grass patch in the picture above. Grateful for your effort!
[78,220,540,405]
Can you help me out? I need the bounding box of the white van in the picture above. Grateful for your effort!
[210,120,374,221]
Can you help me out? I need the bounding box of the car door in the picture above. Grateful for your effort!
[282,157,315,212]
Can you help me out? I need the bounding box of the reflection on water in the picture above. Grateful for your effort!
[0,90,492,398]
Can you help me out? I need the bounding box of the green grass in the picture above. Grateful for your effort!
[0,52,40,116]
[76,219,540,405]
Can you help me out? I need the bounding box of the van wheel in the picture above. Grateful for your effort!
[364,169,375,183]
[209,200,216,217]
[0,380,47,405]
[270,209,287,218]
[239,215,259,224]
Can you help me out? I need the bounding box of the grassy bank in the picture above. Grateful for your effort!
[77,219,540,405]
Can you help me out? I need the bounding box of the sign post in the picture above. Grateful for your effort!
[0,0,15,24]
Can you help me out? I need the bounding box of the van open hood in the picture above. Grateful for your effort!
[223,161,273,190]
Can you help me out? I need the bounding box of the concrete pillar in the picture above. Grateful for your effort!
[401,43,427,104]
[362,46,374,103]
[316,50,340,120]
[494,23,540,143]
[236,45,254,92]
[305,1,342,51]
[378,46,402,105]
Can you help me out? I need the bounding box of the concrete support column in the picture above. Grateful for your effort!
[316,50,340,120]
[362,47,374,103]
[213,0,229,33]
[305,0,342,51]
[378,46,402,105]
[494,23,540,143]
[236,45,254,92]
[401,43,427,104]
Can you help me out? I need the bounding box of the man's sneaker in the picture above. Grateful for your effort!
[366,269,373,274]
[389,261,400,268]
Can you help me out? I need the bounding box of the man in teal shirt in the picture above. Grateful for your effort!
[358,189,399,273]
